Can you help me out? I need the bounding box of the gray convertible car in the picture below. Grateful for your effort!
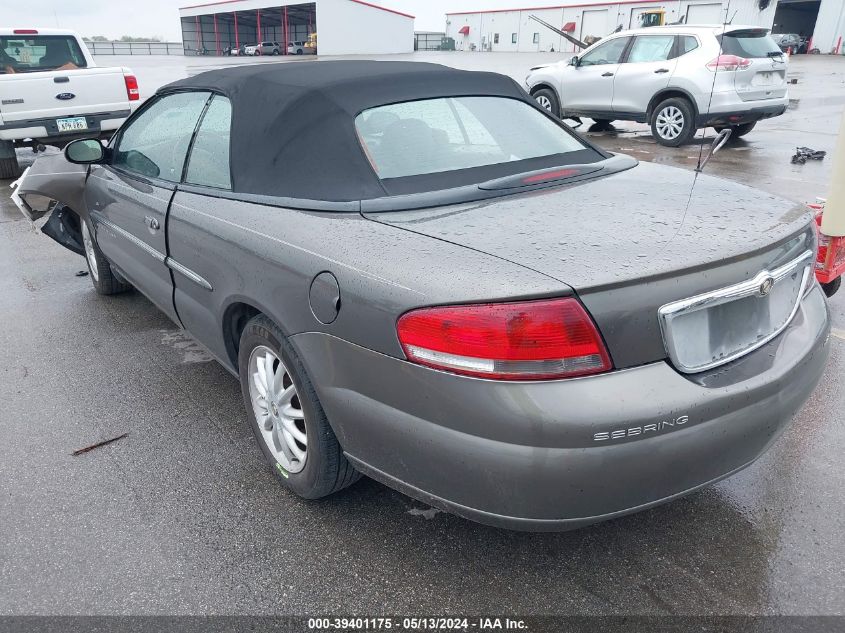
[12,61,830,530]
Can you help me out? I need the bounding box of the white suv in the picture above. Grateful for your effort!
[526,25,789,146]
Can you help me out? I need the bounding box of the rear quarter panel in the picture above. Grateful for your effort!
[166,190,570,372]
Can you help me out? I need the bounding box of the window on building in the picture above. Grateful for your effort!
[512,33,518,44]
[494,33,499,44]
[533,32,540,44]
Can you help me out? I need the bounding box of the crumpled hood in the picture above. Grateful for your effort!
[365,161,812,291]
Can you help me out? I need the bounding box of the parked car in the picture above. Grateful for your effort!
[772,33,806,54]
[287,41,315,55]
[526,25,789,146]
[245,41,281,56]
[0,27,139,178]
[12,61,829,531]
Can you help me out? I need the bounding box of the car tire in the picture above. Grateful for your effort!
[716,121,757,138]
[0,140,20,179]
[273,49,280,55]
[532,87,560,118]
[80,218,132,295]
[821,276,841,298]
[650,97,695,147]
[238,314,361,499]
[296,49,303,55]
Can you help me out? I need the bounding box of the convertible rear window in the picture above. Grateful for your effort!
[0,35,88,74]
[355,97,587,180]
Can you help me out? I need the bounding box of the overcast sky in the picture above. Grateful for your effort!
[5,0,532,40]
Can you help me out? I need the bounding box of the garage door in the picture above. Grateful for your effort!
[581,9,608,43]
[686,3,723,24]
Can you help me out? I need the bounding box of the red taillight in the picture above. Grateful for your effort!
[706,55,751,72]
[13,29,39,34]
[124,74,140,101]
[396,298,612,381]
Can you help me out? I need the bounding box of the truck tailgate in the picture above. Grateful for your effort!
[0,67,129,122]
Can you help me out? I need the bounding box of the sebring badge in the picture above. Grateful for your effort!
[594,415,690,441]
[759,276,775,296]
[55,92,76,101]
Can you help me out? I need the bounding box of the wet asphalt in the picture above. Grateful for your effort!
[1,53,844,616]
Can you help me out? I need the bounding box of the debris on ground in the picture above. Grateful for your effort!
[72,432,129,456]
[75,270,89,277]
[791,147,827,165]
[407,506,442,520]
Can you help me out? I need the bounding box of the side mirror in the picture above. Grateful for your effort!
[569,56,579,67]
[65,138,105,164]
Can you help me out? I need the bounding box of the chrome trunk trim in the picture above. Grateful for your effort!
[658,250,814,373]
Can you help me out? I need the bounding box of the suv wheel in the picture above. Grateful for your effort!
[650,97,695,147]
[532,88,560,118]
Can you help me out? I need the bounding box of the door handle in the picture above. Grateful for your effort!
[654,68,670,74]
[601,72,614,77]
[145,216,160,231]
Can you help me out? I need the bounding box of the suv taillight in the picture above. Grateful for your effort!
[706,54,751,71]
[396,298,612,381]
[124,74,139,101]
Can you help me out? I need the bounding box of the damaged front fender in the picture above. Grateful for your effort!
[9,147,89,257]
[10,147,89,221]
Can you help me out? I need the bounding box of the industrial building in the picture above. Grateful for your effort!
[446,0,845,55]
[179,0,414,56]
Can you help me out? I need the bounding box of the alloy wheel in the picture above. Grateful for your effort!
[248,345,307,473]
[655,106,684,140]
[535,95,552,111]
[81,221,99,282]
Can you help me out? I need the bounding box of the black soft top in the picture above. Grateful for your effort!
[160,61,599,202]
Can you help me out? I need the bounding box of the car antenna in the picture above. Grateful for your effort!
[695,4,733,173]
[669,1,733,244]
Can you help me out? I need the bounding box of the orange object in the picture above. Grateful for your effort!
[812,206,845,284]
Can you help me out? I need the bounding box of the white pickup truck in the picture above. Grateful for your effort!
[0,28,139,178]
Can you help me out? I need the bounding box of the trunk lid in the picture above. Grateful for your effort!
[366,161,815,369]
[721,29,788,102]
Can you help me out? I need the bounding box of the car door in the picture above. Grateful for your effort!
[166,94,235,363]
[85,91,211,323]
[562,36,631,116]
[611,34,679,116]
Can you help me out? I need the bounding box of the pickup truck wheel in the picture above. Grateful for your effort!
[81,219,132,295]
[532,88,560,118]
[0,141,20,179]
[239,314,361,499]
[650,98,695,147]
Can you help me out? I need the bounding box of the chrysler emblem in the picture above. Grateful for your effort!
[55,92,76,100]
[759,277,775,296]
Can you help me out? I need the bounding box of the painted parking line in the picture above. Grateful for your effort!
[832,328,845,341]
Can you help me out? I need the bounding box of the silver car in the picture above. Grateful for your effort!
[11,61,828,531]
[245,41,281,56]
[526,25,789,146]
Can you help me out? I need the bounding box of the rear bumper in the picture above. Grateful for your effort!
[696,99,789,128]
[292,284,830,531]
[0,109,130,143]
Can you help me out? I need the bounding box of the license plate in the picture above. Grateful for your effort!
[56,116,88,132]
[755,72,774,86]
